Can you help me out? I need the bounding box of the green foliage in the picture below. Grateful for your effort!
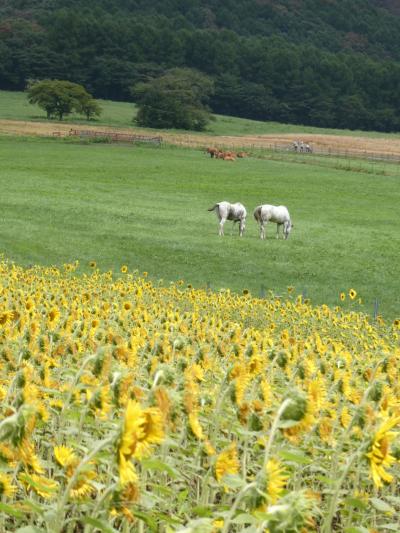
[134,68,214,130]
[1,2,400,130]
[27,80,101,121]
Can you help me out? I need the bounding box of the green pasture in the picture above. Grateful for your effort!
[3,89,400,139]
[0,135,399,319]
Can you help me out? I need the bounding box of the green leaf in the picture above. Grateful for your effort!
[231,513,257,525]
[153,512,182,525]
[344,497,368,511]
[0,501,24,518]
[314,474,335,485]
[344,528,369,533]
[192,506,213,518]
[370,497,394,513]
[380,525,400,532]
[221,474,246,489]
[82,517,119,533]
[386,495,400,505]
[19,499,45,515]
[132,510,158,532]
[178,488,189,503]
[278,449,311,464]
[141,458,182,480]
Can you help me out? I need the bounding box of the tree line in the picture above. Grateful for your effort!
[2,1,400,131]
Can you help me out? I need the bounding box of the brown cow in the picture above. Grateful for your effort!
[206,147,219,158]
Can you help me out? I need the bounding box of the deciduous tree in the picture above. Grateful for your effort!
[133,68,214,130]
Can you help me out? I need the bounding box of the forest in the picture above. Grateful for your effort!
[1,0,400,130]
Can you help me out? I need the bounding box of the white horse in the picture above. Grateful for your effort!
[254,204,293,240]
[208,201,247,236]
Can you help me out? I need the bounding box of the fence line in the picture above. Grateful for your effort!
[53,129,163,145]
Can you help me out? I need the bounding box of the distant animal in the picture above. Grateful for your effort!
[206,147,219,158]
[237,151,248,158]
[253,204,293,240]
[223,154,236,161]
[208,201,247,236]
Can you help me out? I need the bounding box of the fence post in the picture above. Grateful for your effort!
[260,284,266,298]
[373,298,379,320]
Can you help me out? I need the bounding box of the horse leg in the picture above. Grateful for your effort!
[219,218,226,236]
[239,219,245,237]
[260,221,266,240]
[276,224,282,239]
[283,221,290,239]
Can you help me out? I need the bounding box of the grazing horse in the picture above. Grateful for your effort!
[208,201,247,236]
[254,204,293,240]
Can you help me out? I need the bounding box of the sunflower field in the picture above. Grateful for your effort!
[0,259,399,533]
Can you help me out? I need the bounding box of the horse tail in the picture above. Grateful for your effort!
[253,206,262,221]
[208,204,218,212]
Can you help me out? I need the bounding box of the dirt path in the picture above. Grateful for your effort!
[2,118,400,157]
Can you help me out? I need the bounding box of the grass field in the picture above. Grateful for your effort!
[3,89,400,139]
[0,134,399,319]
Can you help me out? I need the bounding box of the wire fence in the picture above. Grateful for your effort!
[204,281,383,321]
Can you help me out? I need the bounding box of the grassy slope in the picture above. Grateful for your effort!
[2,89,400,138]
[0,135,399,318]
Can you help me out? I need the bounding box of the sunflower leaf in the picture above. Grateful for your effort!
[141,457,182,480]
[278,449,311,464]
[0,501,24,518]
[370,497,394,513]
[82,517,119,533]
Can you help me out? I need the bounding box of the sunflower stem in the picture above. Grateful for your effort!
[263,398,292,471]
[52,434,115,533]
[221,481,257,533]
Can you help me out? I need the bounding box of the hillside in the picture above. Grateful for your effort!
[1,1,400,130]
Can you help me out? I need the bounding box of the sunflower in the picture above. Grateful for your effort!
[188,412,204,440]
[204,439,216,456]
[349,288,357,300]
[54,445,77,469]
[265,458,288,504]
[20,473,58,499]
[0,310,14,327]
[0,473,16,497]
[118,399,164,473]
[340,292,346,301]
[366,416,400,488]
[121,265,128,273]
[25,298,35,312]
[18,440,44,474]
[89,261,97,268]
[70,469,96,500]
[215,443,239,482]
[48,307,60,325]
